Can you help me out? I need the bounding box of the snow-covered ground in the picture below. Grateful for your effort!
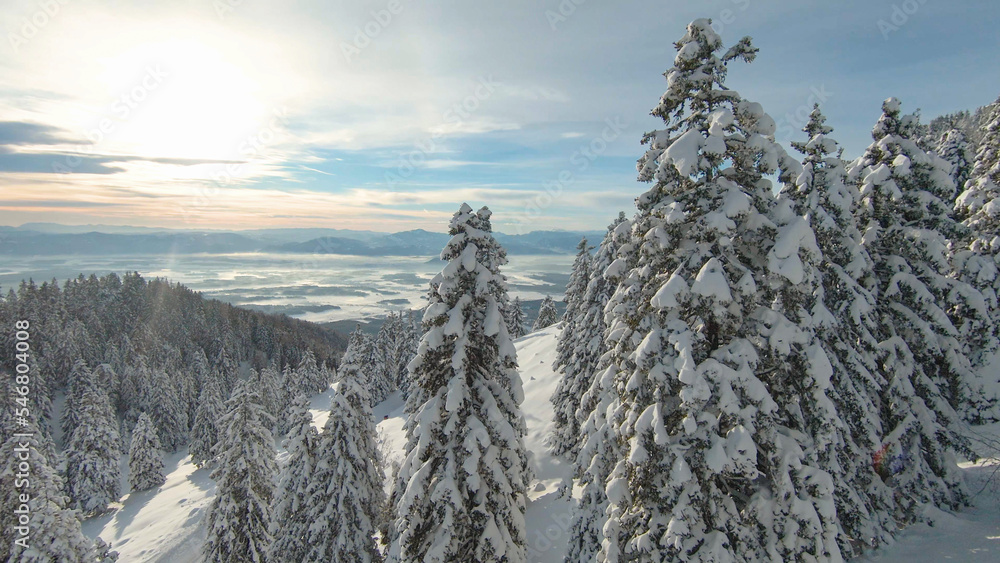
[82,325,1000,562]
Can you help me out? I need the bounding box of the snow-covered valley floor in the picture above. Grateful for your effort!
[82,325,1000,562]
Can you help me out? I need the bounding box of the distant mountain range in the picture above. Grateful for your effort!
[0,224,603,256]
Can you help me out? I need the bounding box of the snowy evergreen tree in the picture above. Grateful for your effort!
[306,368,385,562]
[61,359,97,439]
[593,20,841,562]
[128,413,165,492]
[214,344,240,395]
[850,97,978,517]
[934,128,973,196]
[256,365,285,426]
[953,98,1000,419]
[117,358,151,418]
[1,419,97,562]
[294,349,330,395]
[371,317,400,402]
[532,295,559,332]
[393,311,422,397]
[565,214,631,563]
[555,238,592,370]
[786,105,897,553]
[94,537,120,563]
[189,376,225,467]
[503,296,527,339]
[551,220,620,459]
[343,324,393,405]
[376,311,419,396]
[203,381,276,563]
[148,366,187,452]
[387,203,529,563]
[550,237,593,456]
[970,98,1000,185]
[65,385,121,515]
[269,394,319,563]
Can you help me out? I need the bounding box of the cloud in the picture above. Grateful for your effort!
[0,199,117,208]
[0,151,126,174]
[0,121,74,146]
[1,0,999,231]
[0,149,244,175]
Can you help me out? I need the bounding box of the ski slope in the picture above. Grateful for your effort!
[81,325,1000,562]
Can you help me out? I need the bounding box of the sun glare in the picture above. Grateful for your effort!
[98,38,268,162]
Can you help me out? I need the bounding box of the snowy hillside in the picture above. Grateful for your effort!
[80,325,1000,562]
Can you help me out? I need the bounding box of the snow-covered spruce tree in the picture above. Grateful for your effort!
[571,212,629,434]
[148,366,187,452]
[293,349,321,395]
[970,98,1000,185]
[128,412,165,492]
[786,105,897,553]
[565,213,632,563]
[61,359,98,439]
[268,394,319,563]
[117,358,151,420]
[364,319,396,404]
[934,128,973,196]
[256,365,285,426]
[366,335,394,406]
[203,381,276,563]
[94,537,120,562]
[92,363,120,420]
[596,20,841,562]
[850,97,978,516]
[376,315,398,382]
[556,238,592,369]
[189,376,225,467]
[552,220,625,459]
[954,97,1000,418]
[504,296,527,339]
[1,418,97,562]
[394,311,422,397]
[306,368,385,562]
[214,343,240,395]
[550,237,593,456]
[343,324,367,366]
[344,324,393,406]
[387,203,529,563]
[532,295,559,331]
[65,384,121,515]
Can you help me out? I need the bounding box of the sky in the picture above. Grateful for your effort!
[0,0,998,233]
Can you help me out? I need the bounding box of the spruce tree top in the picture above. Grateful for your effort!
[971,98,1000,185]
[956,99,1000,233]
[853,98,964,259]
[422,203,516,369]
[637,19,800,219]
[788,104,871,278]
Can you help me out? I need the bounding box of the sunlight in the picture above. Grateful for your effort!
[98,37,267,161]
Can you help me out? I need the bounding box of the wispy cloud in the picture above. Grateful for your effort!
[1,0,998,231]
